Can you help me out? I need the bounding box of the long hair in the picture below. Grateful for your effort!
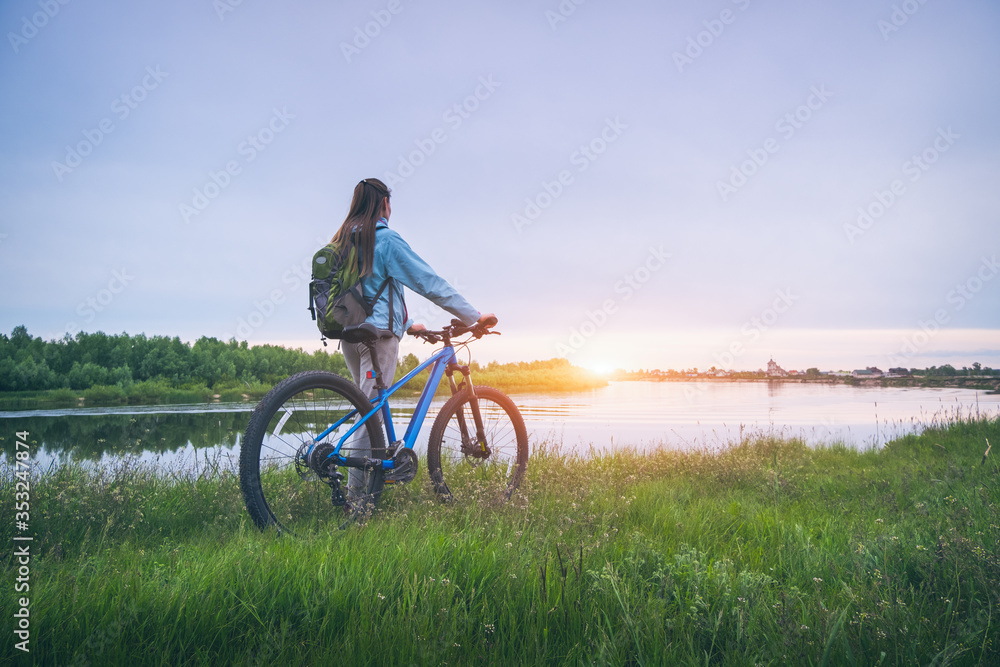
[331,178,390,277]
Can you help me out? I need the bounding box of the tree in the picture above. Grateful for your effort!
[397,353,420,377]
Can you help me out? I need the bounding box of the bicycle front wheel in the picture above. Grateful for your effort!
[426,385,528,503]
[239,370,386,533]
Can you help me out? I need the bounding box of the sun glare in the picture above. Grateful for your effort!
[580,361,616,376]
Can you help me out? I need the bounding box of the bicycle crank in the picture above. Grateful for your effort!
[384,448,418,484]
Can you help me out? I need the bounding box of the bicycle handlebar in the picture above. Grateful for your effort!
[409,316,499,344]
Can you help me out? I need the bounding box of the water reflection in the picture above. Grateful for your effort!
[2,382,998,470]
[1,410,248,461]
[0,401,430,469]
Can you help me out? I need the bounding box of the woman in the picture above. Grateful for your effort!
[330,178,495,499]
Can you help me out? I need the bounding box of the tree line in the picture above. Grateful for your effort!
[0,326,348,392]
[0,326,608,398]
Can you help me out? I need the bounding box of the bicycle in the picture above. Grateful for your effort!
[238,316,528,533]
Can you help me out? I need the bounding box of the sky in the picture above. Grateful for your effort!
[1,0,998,374]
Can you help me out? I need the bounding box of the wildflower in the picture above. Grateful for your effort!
[801,625,809,631]
[875,518,883,524]
[813,577,823,583]
[377,593,385,600]
[441,578,450,586]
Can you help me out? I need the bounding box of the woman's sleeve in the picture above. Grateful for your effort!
[385,231,480,325]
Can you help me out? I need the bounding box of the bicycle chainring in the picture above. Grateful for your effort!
[384,447,418,484]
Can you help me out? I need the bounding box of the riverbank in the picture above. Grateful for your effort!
[0,359,607,411]
[621,374,1000,393]
[2,416,997,664]
[0,328,606,411]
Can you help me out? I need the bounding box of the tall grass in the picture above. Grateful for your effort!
[2,416,998,665]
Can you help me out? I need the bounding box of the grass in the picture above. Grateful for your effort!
[2,416,998,665]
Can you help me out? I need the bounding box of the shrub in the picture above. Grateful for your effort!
[82,384,127,404]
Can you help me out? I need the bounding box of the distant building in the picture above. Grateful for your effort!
[887,367,911,377]
[851,366,884,378]
[766,358,788,377]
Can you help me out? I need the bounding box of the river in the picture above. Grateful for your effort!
[1,381,997,471]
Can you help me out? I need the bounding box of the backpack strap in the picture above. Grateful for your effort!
[347,277,394,333]
[346,226,396,334]
[307,280,317,321]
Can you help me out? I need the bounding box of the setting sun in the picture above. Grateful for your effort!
[579,361,617,376]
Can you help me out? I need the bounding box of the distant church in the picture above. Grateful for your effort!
[766,357,788,377]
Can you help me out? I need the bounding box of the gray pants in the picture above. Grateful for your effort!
[342,334,399,496]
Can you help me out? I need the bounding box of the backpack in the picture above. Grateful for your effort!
[308,238,391,341]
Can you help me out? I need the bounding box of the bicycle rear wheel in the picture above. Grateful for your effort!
[426,385,528,504]
[239,370,386,533]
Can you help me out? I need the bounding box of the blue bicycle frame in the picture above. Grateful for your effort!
[314,343,461,471]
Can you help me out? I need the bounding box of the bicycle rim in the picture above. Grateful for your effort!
[427,385,528,503]
[240,371,385,533]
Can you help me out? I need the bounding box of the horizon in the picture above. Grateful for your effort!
[2,2,999,374]
[5,323,997,377]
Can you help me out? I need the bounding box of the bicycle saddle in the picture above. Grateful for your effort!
[341,323,392,344]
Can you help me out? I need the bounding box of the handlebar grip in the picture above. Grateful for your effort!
[480,315,498,328]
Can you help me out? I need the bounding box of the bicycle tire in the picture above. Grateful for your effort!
[426,384,528,503]
[239,370,386,533]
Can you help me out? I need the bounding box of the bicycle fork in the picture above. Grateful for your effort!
[446,363,490,458]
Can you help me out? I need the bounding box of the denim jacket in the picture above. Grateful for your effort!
[362,219,479,338]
